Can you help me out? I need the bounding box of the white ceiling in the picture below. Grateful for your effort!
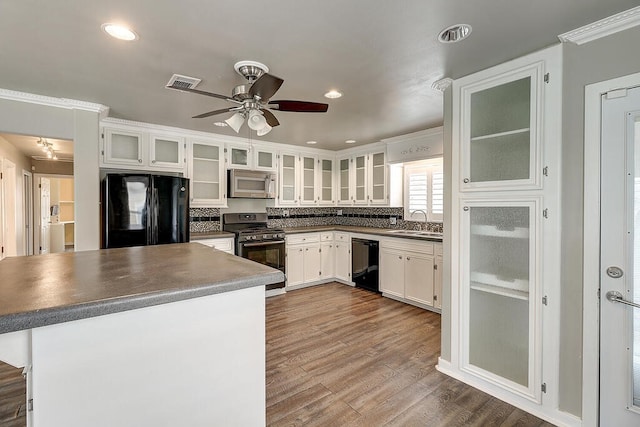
[0,133,73,161]
[0,1,637,151]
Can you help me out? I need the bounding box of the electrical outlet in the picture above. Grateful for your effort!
[283,210,289,217]
[337,209,343,216]
[390,216,397,225]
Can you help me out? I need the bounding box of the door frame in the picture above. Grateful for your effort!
[33,173,73,255]
[583,71,640,426]
[22,170,33,256]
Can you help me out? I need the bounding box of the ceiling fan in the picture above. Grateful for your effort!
[167,61,329,136]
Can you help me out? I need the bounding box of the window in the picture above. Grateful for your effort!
[403,158,443,222]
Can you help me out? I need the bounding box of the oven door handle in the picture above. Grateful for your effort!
[242,240,284,247]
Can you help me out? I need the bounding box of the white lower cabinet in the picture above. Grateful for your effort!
[380,238,439,312]
[320,232,335,280]
[286,233,322,288]
[194,237,235,255]
[334,232,351,283]
[434,243,443,309]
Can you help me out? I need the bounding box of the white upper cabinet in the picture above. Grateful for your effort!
[188,139,226,207]
[149,134,185,170]
[337,148,388,206]
[457,62,543,191]
[102,127,144,167]
[226,144,251,169]
[102,126,186,173]
[368,151,387,204]
[338,157,351,205]
[300,155,318,205]
[278,152,299,205]
[319,157,335,205]
[254,149,276,171]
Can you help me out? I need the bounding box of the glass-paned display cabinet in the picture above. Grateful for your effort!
[338,158,351,205]
[189,140,225,206]
[462,201,539,397]
[279,153,298,205]
[301,156,317,204]
[320,158,334,204]
[369,151,386,204]
[460,64,543,191]
[354,154,367,204]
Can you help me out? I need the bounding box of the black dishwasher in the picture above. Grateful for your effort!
[351,238,380,293]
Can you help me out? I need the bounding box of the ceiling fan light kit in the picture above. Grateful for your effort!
[167,60,329,137]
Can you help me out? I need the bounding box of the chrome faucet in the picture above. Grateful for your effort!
[410,209,428,229]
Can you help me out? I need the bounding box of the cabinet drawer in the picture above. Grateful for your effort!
[334,232,349,242]
[286,233,320,245]
[194,238,234,253]
[320,232,333,241]
[381,238,434,254]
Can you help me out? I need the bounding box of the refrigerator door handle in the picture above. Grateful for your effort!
[150,187,159,245]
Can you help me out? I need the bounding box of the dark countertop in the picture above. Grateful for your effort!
[190,231,235,240]
[0,243,284,334]
[282,226,443,242]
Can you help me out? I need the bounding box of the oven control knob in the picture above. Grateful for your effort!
[273,234,279,239]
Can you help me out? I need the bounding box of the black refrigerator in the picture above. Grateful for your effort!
[101,174,189,249]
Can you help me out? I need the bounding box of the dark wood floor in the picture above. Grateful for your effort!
[266,282,555,426]
[0,361,26,427]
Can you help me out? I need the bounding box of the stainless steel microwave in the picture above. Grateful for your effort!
[228,169,277,199]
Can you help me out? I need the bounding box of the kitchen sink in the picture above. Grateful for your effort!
[388,230,443,238]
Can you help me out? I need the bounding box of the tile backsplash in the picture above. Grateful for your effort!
[189,206,442,233]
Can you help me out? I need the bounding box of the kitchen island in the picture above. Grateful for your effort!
[0,243,283,427]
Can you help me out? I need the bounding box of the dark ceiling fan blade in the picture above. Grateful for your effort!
[268,100,328,113]
[249,73,284,100]
[262,109,280,127]
[167,85,241,104]
[192,107,235,119]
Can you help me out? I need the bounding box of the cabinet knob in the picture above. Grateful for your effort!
[138,159,143,163]
[152,160,156,164]
[463,178,470,183]
[398,255,402,260]
[407,257,411,261]
[463,206,469,211]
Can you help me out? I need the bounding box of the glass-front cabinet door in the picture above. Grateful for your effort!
[319,158,334,205]
[279,153,298,205]
[254,149,276,171]
[338,157,351,205]
[149,134,185,170]
[188,140,225,207]
[461,198,541,400]
[353,154,367,205]
[368,151,386,204]
[226,144,250,169]
[460,63,543,191]
[103,128,144,166]
[300,155,317,205]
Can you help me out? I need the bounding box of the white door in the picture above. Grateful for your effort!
[40,177,51,254]
[600,85,640,425]
[23,171,33,255]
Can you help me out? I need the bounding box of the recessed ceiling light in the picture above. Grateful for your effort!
[438,24,472,43]
[345,140,356,144]
[213,122,228,127]
[101,23,138,41]
[306,140,317,145]
[324,90,342,99]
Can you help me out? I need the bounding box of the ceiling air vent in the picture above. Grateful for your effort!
[166,74,201,90]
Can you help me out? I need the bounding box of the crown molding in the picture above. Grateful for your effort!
[431,78,453,92]
[0,87,109,115]
[558,6,640,45]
